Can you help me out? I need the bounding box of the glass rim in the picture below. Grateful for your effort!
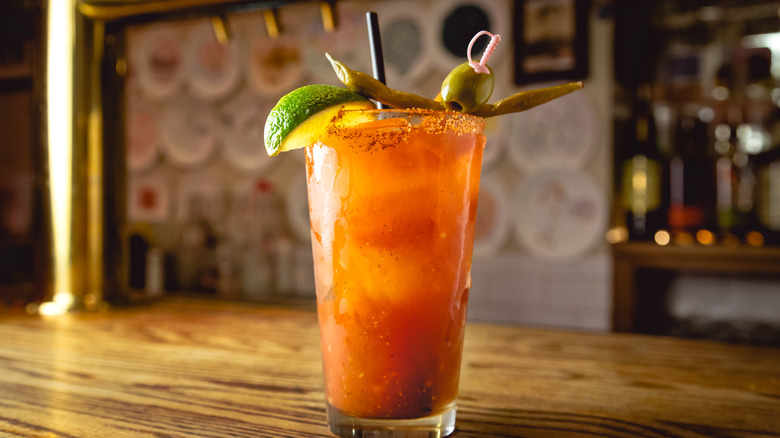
[334,107,486,134]
[339,106,484,120]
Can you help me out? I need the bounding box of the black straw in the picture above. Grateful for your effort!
[366,12,388,109]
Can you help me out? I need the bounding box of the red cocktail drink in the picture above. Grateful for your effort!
[306,108,485,436]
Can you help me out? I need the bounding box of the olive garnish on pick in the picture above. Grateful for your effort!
[326,30,584,117]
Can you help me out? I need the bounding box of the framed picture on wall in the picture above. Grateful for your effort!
[514,0,589,85]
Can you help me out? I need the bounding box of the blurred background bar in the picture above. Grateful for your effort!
[1,0,779,346]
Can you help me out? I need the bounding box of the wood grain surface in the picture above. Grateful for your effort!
[1,298,779,437]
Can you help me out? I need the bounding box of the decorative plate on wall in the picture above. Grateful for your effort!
[473,173,510,258]
[135,26,185,100]
[248,34,306,97]
[185,20,242,101]
[374,3,434,88]
[513,168,606,261]
[161,96,219,169]
[428,0,511,73]
[221,93,274,173]
[507,86,600,172]
[481,82,509,168]
[301,2,369,85]
[126,98,161,173]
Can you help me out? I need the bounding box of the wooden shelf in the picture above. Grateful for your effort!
[611,242,780,333]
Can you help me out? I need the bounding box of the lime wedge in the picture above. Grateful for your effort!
[263,84,374,156]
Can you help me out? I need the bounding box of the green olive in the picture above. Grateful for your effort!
[440,62,495,113]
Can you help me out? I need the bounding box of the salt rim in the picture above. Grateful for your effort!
[324,107,486,151]
[329,107,486,135]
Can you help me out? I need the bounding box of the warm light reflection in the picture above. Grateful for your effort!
[39,292,75,316]
[654,230,670,246]
[631,172,647,193]
[39,301,68,316]
[606,227,628,244]
[746,231,765,247]
[696,229,715,246]
[46,0,76,311]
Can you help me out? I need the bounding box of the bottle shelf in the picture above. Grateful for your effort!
[611,1,780,336]
[611,241,780,333]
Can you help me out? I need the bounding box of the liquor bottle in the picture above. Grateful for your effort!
[667,103,716,243]
[176,194,218,293]
[753,54,780,245]
[242,179,279,300]
[755,143,780,245]
[710,62,747,242]
[741,52,774,156]
[621,83,665,240]
[728,52,773,244]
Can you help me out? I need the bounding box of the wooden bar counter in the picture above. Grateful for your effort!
[1,298,779,437]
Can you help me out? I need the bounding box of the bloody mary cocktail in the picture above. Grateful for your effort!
[263,27,582,436]
[305,108,485,436]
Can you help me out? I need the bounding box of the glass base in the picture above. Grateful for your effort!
[326,403,456,438]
